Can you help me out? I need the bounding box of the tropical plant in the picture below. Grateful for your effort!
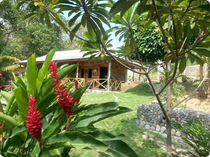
[14,0,210,156]
[174,120,210,157]
[0,48,137,156]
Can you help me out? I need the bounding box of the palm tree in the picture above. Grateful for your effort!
[0,55,20,72]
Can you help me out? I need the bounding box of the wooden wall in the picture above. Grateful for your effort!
[37,59,127,82]
[111,61,127,82]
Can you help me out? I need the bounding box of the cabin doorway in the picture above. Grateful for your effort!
[100,67,108,79]
[99,67,108,89]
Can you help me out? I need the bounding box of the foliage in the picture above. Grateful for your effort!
[0,49,137,156]
[174,121,210,157]
[131,26,165,63]
[12,0,210,156]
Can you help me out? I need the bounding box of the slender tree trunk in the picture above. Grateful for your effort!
[208,62,210,97]
[166,62,172,157]
[199,65,205,98]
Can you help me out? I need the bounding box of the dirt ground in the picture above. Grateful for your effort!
[179,82,210,113]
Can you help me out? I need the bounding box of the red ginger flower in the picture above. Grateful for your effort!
[49,61,73,118]
[25,95,43,145]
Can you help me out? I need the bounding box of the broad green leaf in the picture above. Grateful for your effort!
[26,53,38,96]
[191,52,205,65]
[5,92,15,114]
[69,12,81,27]
[197,4,210,12]
[14,87,28,121]
[193,47,210,57]
[44,132,108,152]
[136,0,151,15]
[104,140,138,157]
[36,48,57,92]
[80,102,118,117]
[31,142,40,157]
[109,0,138,17]
[70,22,82,41]
[0,90,12,102]
[74,106,131,128]
[179,56,186,73]
[45,14,51,28]
[9,125,27,139]
[58,64,78,79]
[0,112,19,129]
[125,37,131,54]
[37,93,56,112]
[42,120,60,140]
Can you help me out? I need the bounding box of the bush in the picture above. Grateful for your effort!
[174,120,210,157]
[0,49,137,157]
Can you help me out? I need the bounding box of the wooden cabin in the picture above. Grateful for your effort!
[18,50,141,91]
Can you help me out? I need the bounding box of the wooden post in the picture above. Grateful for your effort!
[107,62,112,91]
[76,62,79,78]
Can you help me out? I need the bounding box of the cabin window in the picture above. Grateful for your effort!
[88,69,92,78]
[81,69,84,78]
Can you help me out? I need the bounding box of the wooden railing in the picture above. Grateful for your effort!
[67,78,123,91]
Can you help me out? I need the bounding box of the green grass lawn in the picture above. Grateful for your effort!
[78,83,167,157]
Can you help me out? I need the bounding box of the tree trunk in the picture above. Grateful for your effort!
[199,65,205,98]
[208,62,210,97]
[166,62,172,157]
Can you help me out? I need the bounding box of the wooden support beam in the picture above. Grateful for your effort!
[107,62,112,91]
[76,62,79,78]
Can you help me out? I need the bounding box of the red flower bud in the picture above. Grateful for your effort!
[49,61,74,118]
[25,95,43,146]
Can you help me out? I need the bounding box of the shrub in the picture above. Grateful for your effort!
[0,49,137,157]
[174,120,210,157]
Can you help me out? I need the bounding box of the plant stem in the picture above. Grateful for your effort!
[66,116,72,131]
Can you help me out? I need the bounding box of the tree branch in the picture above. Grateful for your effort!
[151,0,176,58]
[172,77,207,110]
[180,0,194,21]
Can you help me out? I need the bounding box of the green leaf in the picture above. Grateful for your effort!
[36,48,57,92]
[193,47,210,57]
[197,4,210,12]
[37,93,56,112]
[58,64,78,79]
[109,0,138,17]
[69,12,81,27]
[26,53,38,96]
[31,142,40,157]
[42,120,60,140]
[74,106,131,128]
[104,140,138,157]
[0,112,19,129]
[0,91,12,102]
[136,0,151,15]
[44,132,108,152]
[179,56,186,73]
[70,22,82,41]
[45,14,51,28]
[5,93,15,114]
[14,87,28,121]
[9,125,27,139]
[190,52,205,65]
